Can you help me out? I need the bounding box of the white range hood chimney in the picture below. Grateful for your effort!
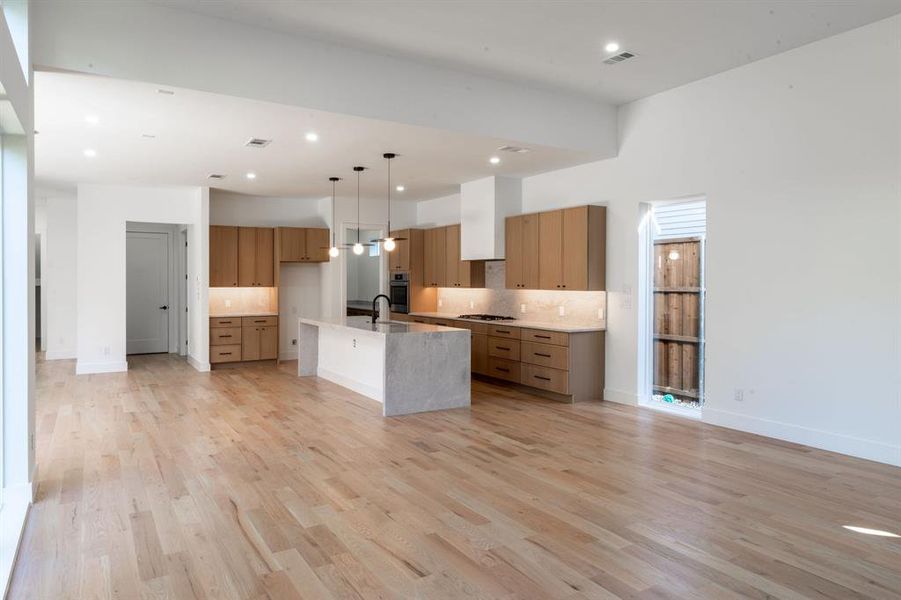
[460,176,522,260]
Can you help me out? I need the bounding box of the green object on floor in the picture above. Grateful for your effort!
[663,394,675,403]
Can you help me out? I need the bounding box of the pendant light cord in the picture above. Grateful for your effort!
[357,169,361,243]
[331,179,337,247]
[386,156,391,233]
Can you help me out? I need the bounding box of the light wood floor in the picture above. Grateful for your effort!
[8,354,901,599]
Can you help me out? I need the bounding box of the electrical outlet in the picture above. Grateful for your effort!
[597,308,605,320]
[520,303,527,314]
[291,339,297,346]
[469,300,475,309]
[438,298,444,308]
[558,305,565,317]
[224,299,232,308]
[734,389,744,402]
[103,345,110,356]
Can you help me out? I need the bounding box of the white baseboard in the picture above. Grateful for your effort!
[604,388,639,406]
[703,407,901,467]
[279,350,298,361]
[187,355,211,372]
[1,480,33,598]
[75,360,128,375]
[318,368,383,403]
[44,349,76,361]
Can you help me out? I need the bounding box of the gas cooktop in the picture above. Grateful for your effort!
[457,314,516,321]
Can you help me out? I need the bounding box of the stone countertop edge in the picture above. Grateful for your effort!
[210,312,279,318]
[299,316,469,338]
[405,312,606,333]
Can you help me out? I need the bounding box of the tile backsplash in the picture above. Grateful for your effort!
[209,287,278,316]
[437,262,606,326]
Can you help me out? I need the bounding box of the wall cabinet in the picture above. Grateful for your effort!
[238,227,275,287]
[423,225,485,288]
[279,227,330,263]
[389,229,411,272]
[210,225,239,287]
[505,214,540,289]
[539,206,605,291]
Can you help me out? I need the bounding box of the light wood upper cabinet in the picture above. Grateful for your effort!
[423,226,447,287]
[505,214,539,289]
[445,224,461,287]
[210,225,239,287]
[278,227,331,262]
[510,205,605,291]
[389,229,411,272]
[238,227,274,287]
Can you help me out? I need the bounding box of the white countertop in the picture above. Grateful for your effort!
[210,311,279,318]
[407,312,606,333]
[300,316,467,338]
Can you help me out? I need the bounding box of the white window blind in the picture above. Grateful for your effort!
[652,200,706,239]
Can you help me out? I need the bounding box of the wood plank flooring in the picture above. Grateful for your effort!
[8,354,901,599]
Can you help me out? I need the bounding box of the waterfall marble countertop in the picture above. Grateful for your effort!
[299,316,466,339]
[406,312,606,333]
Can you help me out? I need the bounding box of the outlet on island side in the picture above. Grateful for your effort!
[292,339,297,346]
[734,389,744,402]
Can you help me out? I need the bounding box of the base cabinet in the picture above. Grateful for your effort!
[210,315,278,364]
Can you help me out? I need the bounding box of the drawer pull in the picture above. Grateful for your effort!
[534,375,551,381]
[496,346,511,351]
[534,352,551,357]
[495,329,511,334]
[220,335,232,338]
[221,352,232,356]
[254,320,266,323]
[220,320,233,324]
[495,367,510,373]
[535,334,551,339]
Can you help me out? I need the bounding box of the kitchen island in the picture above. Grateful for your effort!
[297,316,470,416]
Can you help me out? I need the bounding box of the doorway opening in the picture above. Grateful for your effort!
[125,222,188,356]
[345,226,385,317]
[639,199,707,414]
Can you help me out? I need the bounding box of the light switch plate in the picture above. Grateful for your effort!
[520,303,526,314]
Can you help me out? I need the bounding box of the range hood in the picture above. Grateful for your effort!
[460,176,522,260]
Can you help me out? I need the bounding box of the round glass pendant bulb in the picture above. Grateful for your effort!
[328,246,340,257]
[383,238,396,252]
[353,242,365,255]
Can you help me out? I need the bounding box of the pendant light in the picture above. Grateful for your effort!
[349,166,372,255]
[327,176,341,257]
[372,152,406,251]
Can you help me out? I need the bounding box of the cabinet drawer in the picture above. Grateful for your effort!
[452,320,488,335]
[242,316,278,327]
[488,324,520,339]
[521,328,569,347]
[210,327,241,346]
[431,319,453,327]
[521,341,569,370]
[487,357,521,382]
[488,337,520,361]
[521,363,569,394]
[210,317,241,328]
[210,344,242,363]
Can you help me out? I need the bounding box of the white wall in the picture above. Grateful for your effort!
[76,184,209,374]
[416,193,461,227]
[515,16,900,465]
[41,190,77,359]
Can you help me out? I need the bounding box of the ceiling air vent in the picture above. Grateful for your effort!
[207,173,226,180]
[603,51,636,65]
[245,138,272,148]
[497,145,531,154]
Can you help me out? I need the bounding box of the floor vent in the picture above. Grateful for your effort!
[245,138,272,148]
[603,51,636,65]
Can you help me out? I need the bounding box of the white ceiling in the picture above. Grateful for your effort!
[152,0,901,104]
[35,72,591,200]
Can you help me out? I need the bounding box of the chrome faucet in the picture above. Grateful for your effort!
[371,294,391,323]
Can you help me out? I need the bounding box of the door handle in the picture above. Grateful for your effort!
[159,305,169,310]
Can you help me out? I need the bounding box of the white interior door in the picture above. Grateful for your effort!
[127,231,169,354]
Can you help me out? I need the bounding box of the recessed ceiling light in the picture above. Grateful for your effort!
[246,172,257,180]
[84,115,99,125]
[396,185,405,192]
[305,131,319,142]
[83,148,97,158]
[489,156,500,165]
[605,42,620,53]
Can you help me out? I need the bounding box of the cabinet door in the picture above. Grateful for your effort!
[432,226,447,287]
[538,210,563,290]
[423,228,435,286]
[445,224,460,287]
[305,228,330,262]
[279,227,306,262]
[522,213,541,289]
[471,333,488,375]
[238,227,258,287]
[210,226,238,287]
[242,326,261,361]
[255,227,274,286]
[561,206,588,290]
[505,215,523,289]
[259,326,278,360]
[390,229,410,271]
